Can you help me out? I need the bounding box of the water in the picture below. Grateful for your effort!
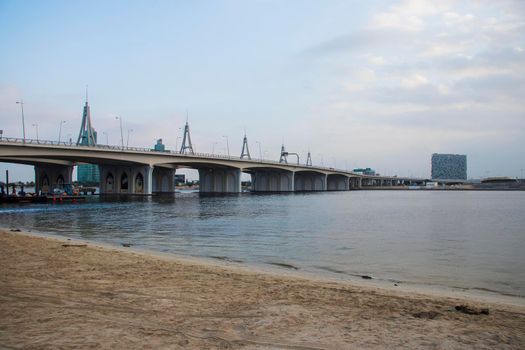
[1,191,524,298]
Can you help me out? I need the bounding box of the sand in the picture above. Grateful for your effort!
[0,229,524,349]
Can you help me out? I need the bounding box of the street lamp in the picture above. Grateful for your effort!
[175,136,181,153]
[66,133,72,145]
[212,141,218,154]
[16,100,26,143]
[102,132,109,145]
[58,120,66,143]
[256,141,262,161]
[318,154,324,167]
[126,128,133,148]
[222,135,230,158]
[115,116,124,149]
[32,123,39,142]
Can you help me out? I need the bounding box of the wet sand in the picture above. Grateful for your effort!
[1,229,524,349]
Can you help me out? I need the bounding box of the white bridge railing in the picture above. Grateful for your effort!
[0,136,421,180]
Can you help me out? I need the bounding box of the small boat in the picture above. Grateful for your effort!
[48,195,86,203]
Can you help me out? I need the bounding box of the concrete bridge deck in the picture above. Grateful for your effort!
[0,137,424,194]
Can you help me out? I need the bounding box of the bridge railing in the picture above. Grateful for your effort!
[0,136,421,180]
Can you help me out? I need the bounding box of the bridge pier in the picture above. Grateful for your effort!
[99,164,154,195]
[152,167,175,193]
[198,167,241,193]
[349,177,362,189]
[35,164,73,194]
[327,174,349,191]
[250,169,294,192]
[294,171,326,191]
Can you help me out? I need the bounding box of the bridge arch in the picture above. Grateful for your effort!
[105,173,114,193]
[41,175,50,194]
[56,175,65,189]
[135,173,144,193]
[120,172,129,192]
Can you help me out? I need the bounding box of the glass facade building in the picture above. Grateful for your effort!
[431,153,467,180]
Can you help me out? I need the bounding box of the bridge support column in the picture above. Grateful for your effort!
[327,175,349,191]
[144,166,153,195]
[35,164,73,194]
[152,167,175,193]
[349,177,361,189]
[250,170,294,192]
[294,172,326,191]
[99,164,154,195]
[198,167,241,193]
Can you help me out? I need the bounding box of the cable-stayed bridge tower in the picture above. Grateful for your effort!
[240,133,251,159]
[179,120,194,154]
[76,88,100,184]
[76,88,97,146]
[306,151,312,166]
[279,144,288,164]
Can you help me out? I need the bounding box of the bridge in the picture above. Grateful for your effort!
[0,137,426,194]
[0,98,425,194]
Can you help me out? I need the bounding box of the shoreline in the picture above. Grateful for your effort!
[3,225,524,308]
[1,228,524,349]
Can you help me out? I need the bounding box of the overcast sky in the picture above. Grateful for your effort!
[1,0,524,181]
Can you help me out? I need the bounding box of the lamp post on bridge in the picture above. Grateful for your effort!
[32,124,39,142]
[126,129,133,148]
[318,154,324,167]
[58,120,66,144]
[115,116,124,149]
[15,100,26,144]
[175,136,181,153]
[222,135,230,158]
[211,141,218,155]
[256,141,262,161]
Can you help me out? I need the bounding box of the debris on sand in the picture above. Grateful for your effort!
[412,311,442,319]
[455,305,489,315]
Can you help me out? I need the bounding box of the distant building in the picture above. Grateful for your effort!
[174,174,185,185]
[431,153,467,180]
[154,139,165,152]
[353,168,376,176]
[77,164,100,184]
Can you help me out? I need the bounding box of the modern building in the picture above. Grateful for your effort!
[153,139,166,152]
[76,98,100,184]
[431,153,467,180]
[174,174,185,185]
[353,168,376,176]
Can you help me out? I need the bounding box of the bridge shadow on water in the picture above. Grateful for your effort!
[96,190,326,205]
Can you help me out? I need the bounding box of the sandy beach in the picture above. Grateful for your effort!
[1,229,524,349]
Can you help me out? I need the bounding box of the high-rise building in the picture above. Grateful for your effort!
[431,154,467,180]
[76,96,100,184]
[154,139,165,152]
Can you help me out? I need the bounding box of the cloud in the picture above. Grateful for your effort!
[304,29,412,55]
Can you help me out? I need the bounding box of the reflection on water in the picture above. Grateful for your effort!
[1,191,524,297]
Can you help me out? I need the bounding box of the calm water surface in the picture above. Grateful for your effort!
[1,191,524,297]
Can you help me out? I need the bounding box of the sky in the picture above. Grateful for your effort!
[1,0,524,181]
